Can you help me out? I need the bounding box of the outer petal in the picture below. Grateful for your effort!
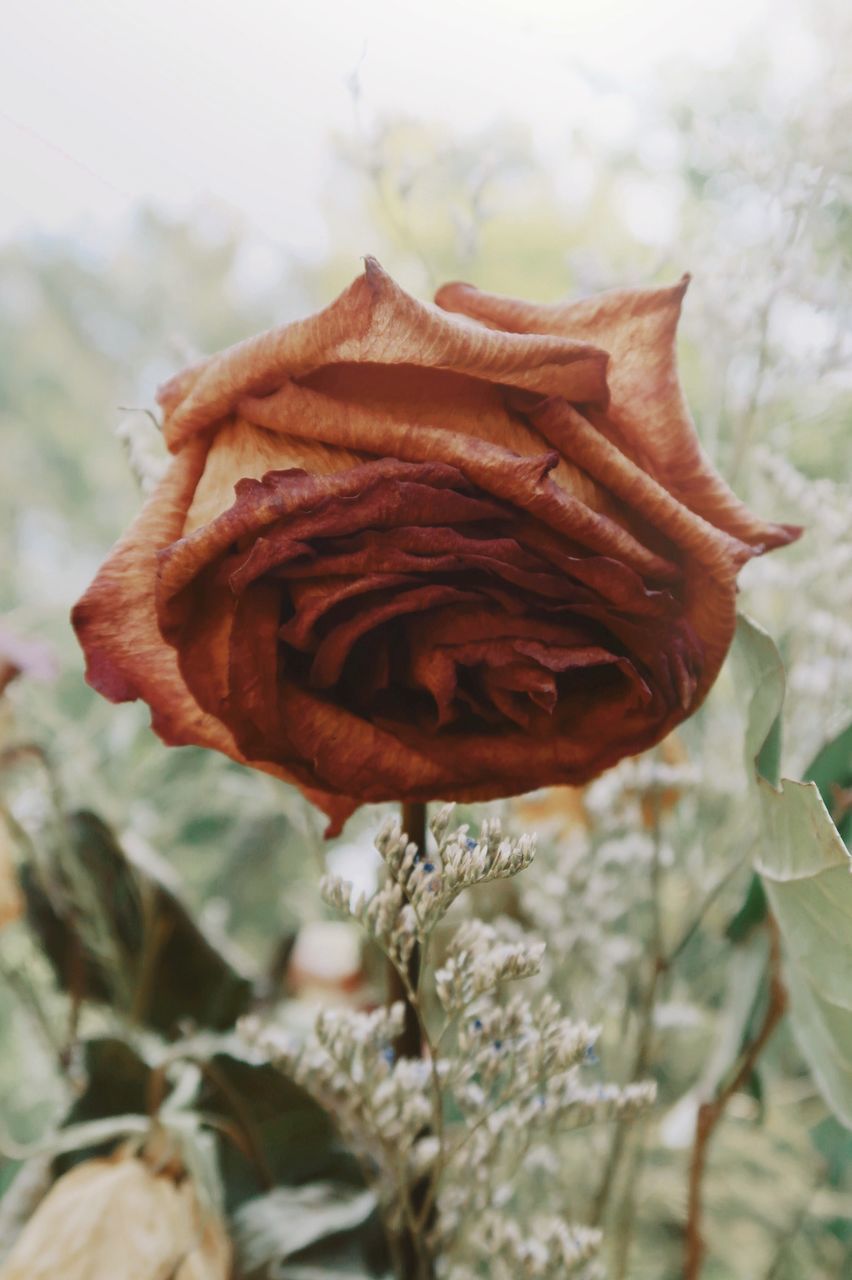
[158,258,610,450]
[434,275,800,551]
[69,440,352,832]
[72,439,211,716]
[520,396,754,580]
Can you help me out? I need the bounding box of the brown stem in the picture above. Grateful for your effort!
[684,917,787,1279]
[388,800,434,1280]
[388,800,426,1061]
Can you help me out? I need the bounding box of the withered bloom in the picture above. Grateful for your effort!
[72,260,798,833]
[0,1151,230,1279]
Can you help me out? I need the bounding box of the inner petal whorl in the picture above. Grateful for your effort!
[155,456,705,794]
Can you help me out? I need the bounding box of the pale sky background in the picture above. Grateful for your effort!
[0,0,828,262]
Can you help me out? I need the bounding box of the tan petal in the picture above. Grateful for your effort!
[158,258,610,450]
[521,396,754,581]
[0,1155,231,1280]
[183,417,365,534]
[435,275,799,550]
[184,366,616,536]
[238,381,679,582]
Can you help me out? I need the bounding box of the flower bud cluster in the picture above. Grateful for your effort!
[246,1001,434,1210]
[320,872,419,973]
[252,810,657,1275]
[322,808,537,980]
[435,919,546,1015]
[520,827,652,1016]
[374,806,537,934]
[470,1212,603,1279]
[531,1078,657,1128]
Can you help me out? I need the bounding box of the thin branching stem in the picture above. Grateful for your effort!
[684,915,787,1279]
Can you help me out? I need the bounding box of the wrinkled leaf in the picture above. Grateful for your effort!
[732,615,852,1128]
[21,810,254,1033]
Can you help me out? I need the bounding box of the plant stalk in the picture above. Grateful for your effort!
[387,800,434,1280]
[388,800,426,1060]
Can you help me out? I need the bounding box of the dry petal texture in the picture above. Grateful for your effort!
[0,1154,230,1280]
[72,260,798,833]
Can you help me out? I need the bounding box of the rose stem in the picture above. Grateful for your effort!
[388,800,426,1060]
[389,800,435,1280]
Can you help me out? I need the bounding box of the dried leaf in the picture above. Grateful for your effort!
[0,1151,231,1279]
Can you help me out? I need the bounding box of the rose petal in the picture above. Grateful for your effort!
[238,381,679,581]
[70,438,351,829]
[434,275,801,550]
[159,258,610,450]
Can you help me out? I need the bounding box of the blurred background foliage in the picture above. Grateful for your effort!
[1,0,851,1275]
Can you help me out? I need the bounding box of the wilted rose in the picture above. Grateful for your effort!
[0,1151,231,1279]
[72,260,798,833]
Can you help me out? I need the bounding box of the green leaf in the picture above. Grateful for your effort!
[55,1038,152,1173]
[21,810,254,1033]
[810,1117,852,1244]
[195,1051,364,1212]
[725,873,768,943]
[732,615,852,1128]
[805,720,852,847]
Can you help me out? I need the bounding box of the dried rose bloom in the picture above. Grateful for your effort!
[0,1151,231,1279]
[72,260,798,833]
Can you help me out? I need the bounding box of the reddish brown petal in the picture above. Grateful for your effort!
[435,275,800,551]
[73,439,211,716]
[74,263,802,832]
[182,418,366,534]
[309,584,479,689]
[519,395,755,580]
[278,575,415,652]
[69,438,349,829]
[158,458,494,604]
